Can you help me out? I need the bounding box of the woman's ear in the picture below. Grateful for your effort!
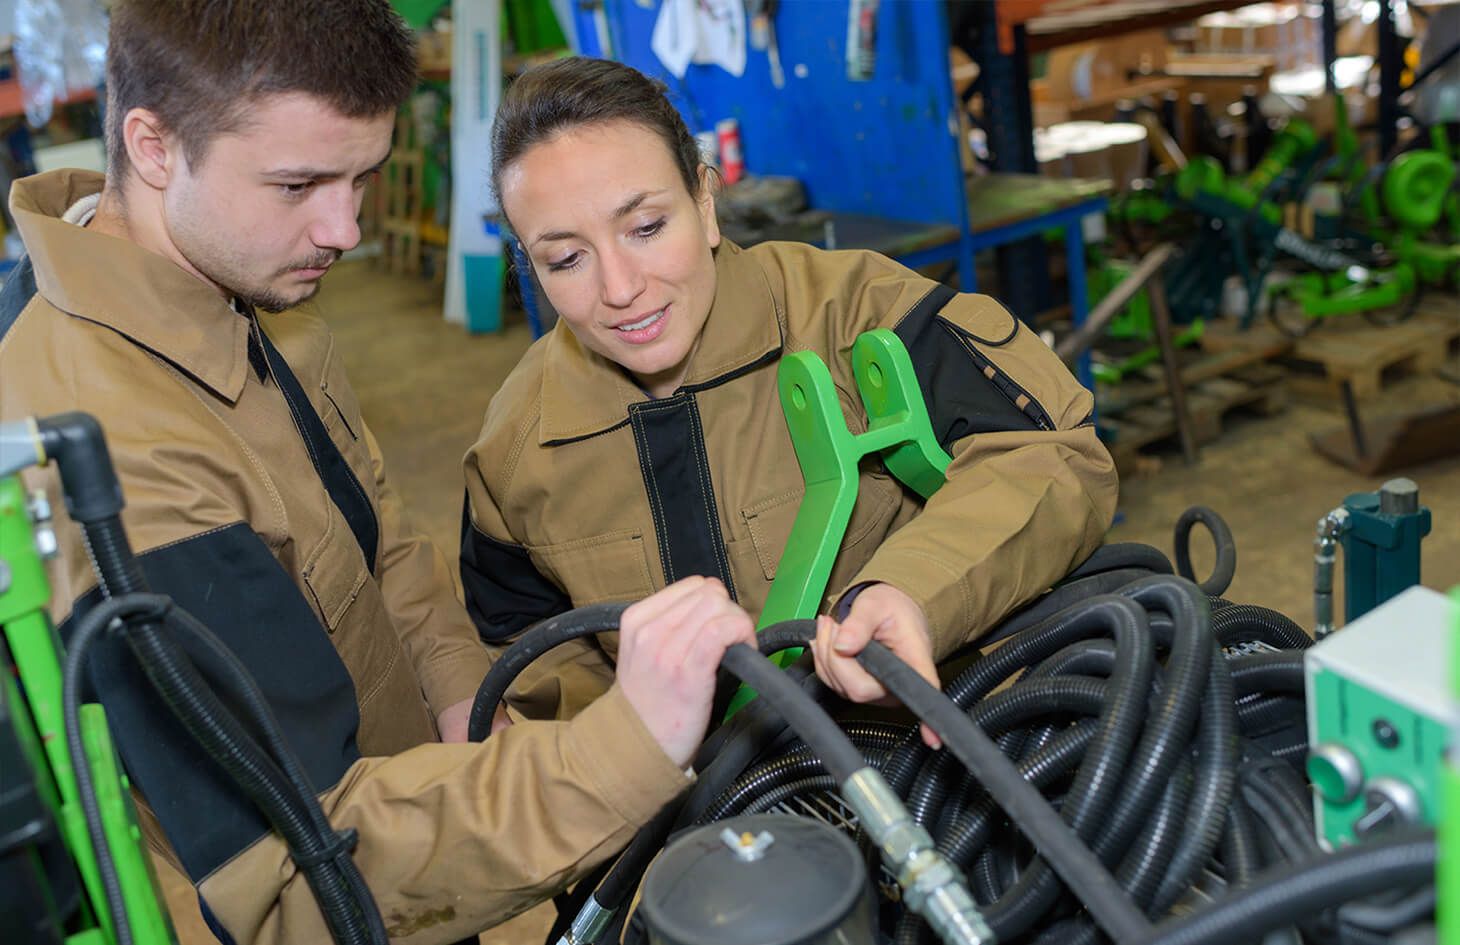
[696,164,721,249]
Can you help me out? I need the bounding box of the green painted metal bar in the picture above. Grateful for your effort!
[0,474,173,944]
[724,330,950,717]
[1443,586,1460,945]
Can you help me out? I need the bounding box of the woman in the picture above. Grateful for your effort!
[462,56,1118,728]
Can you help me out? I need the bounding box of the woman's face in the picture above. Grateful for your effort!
[501,120,720,398]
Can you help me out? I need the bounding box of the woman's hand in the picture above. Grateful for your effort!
[812,583,943,748]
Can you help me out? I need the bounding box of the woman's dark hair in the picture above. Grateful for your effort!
[491,57,704,213]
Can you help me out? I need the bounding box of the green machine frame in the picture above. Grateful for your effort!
[0,471,173,944]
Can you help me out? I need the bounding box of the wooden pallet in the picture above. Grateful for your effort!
[1098,363,1288,471]
[1201,305,1460,400]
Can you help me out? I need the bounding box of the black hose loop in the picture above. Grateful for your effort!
[467,602,631,741]
[1173,506,1238,596]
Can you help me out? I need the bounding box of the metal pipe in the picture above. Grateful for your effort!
[1314,508,1350,638]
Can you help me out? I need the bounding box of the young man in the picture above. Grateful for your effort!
[0,2,755,942]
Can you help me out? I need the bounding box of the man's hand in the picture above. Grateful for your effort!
[435,697,475,743]
[617,576,757,767]
[811,583,943,749]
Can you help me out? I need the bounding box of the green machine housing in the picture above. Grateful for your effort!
[1306,585,1456,849]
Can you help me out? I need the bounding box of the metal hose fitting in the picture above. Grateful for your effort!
[1314,507,1349,638]
[841,768,994,945]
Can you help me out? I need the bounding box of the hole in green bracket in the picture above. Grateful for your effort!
[868,362,884,387]
[791,385,806,410]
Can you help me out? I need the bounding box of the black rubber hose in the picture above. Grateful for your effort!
[62,593,165,945]
[1149,639,1239,914]
[1212,604,1312,651]
[1173,506,1237,596]
[743,774,840,815]
[1219,796,1261,890]
[467,602,631,741]
[978,568,1157,649]
[940,723,1099,869]
[719,643,866,782]
[846,636,1153,943]
[1057,758,1196,945]
[699,723,908,822]
[946,588,1164,709]
[1097,577,1212,856]
[1138,832,1436,945]
[1229,651,1306,696]
[1065,542,1175,580]
[80,515,380,945]
[1236,694,1305,735]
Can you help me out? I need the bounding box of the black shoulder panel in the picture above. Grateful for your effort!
[892,284,1050,449]
[459,494,572,643]
[61,522,361,882]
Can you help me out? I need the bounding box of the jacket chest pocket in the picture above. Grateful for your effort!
[742,469,903,583]
[301,512,369,632]
[528,529,656,608]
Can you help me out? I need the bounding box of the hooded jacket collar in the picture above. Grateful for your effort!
[11,169,251,403]
[538,240,783,444]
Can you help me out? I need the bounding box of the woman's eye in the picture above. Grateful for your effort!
[547,252,582,272]
[634,218,667,239]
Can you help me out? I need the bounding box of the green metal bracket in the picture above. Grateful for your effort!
[1,474,174,944]
[724,330,951,718]
[1443,586,1460,945]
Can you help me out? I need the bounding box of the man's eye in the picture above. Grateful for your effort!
[280,182,314,197]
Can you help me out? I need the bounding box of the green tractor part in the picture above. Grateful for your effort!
[1441,585,1460,945]
[724,330,951,718]
[1306,586,1455,850]
[1085,254,1204,386]
[0,470,174,944]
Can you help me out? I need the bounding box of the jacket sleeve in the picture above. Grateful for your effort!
[840,279,1119,659]
[460,459,617,723]
[196,684,688,945]
[364,422,494,716]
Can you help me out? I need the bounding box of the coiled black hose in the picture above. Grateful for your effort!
[1213,605,1312,651]
[1064,542,1175,580]
[1173,506,1237,597]
[844,636,1153,943]
[1138,831,1435,945]
[1236,694,1306,735]
[1221,795,1262,889]
[1229,651,1306,695]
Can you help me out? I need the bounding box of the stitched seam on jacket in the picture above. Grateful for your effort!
[629,406,674,583]
[686,396,735,598]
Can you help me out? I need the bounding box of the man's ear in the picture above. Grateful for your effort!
[121,107,183,191]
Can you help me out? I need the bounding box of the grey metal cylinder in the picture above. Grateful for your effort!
[640,814,876,945]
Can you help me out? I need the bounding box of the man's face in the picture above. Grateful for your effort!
[164,93,394,312]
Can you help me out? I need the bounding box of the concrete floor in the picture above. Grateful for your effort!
[313,259,1460,638]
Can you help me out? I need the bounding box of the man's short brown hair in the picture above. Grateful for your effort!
[105,0,417,172]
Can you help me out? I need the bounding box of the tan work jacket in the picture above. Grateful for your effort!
[463,239,1119,720]
[1,170,689,944]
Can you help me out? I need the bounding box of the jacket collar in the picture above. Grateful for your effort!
[11,169,251,403]
[539,240,783,444]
